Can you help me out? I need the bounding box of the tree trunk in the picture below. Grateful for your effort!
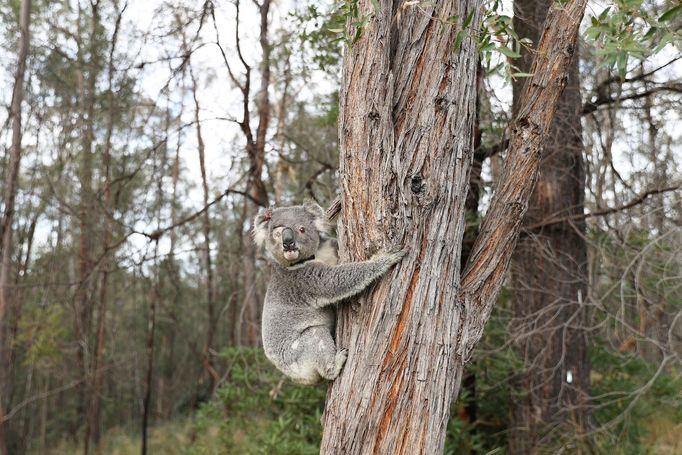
[141,248,159,455]
[162,90,184,419]
[0,1,32,453]
[239,0,271,347]
[185,38,218,389]
[77,3,101,446]
[273,52,291,206]
[84,5,125,453]
[509,0,591,451]
[320,1,588,453]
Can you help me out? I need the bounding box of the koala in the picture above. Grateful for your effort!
[252,201,405,385]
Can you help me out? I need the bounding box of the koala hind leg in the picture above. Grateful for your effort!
[298,327,347,381]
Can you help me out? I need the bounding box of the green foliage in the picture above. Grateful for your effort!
[589,339,682,453]
[444,289,518,454]
[585,0,682,77]
[478,4,533,80]
[189,347,326,455]
[15,304,68,368]
[328,0,371,46]
[289,4,343,72]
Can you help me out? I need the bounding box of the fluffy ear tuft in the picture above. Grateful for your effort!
[252,207,272,248]
[303,199,332,235]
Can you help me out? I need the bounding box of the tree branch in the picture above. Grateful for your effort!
[582,82,682,115]
[460,0,589,357]
[143,188,261,241]
[524,183,682,231]
[591,55,682,93]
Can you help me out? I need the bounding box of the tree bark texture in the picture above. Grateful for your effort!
[320,1,588,453]
[0,1,32,454]
[321,2,480,453]
[509,0,591,451]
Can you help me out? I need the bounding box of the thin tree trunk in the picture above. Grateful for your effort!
[177,16,219,388]
[162,84,184,418]
[239,0,271,347]
[509,1,591,451]
[191,55,218,388]
[273,48,291,205]
[221,0,270,347]
[0,1,32,453]
[141,245,159,455]
[320,0,588,453]
[141,75,175,453]
[77,3,101,447]
[83,4,125,453]
[241,201,261,347]
[39,376,48,452]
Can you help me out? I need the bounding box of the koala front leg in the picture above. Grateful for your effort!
[308,249,406,306]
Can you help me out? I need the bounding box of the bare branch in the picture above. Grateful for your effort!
[591,55,682,92]
[525,183,682,231]
[582,82,682,115]
[211,3,244,92]
[143,188,261,241]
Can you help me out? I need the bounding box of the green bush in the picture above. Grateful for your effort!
[189,347,326,455]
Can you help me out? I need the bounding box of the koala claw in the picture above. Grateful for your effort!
[372,247,408,266]
[393,247,409,260]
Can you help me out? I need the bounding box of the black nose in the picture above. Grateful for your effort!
[282,227,295,249]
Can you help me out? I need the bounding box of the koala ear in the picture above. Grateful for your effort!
[252,207,272,248]
[303,199,331,235]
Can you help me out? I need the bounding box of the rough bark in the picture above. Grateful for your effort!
[0,1,32,453]
[320,0,588,453]
[508,1,591,451]
[321,2,480,453]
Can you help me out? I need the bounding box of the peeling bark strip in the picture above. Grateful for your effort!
[321,0,588,453]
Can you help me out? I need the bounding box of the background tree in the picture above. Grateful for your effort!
[0,1,32,453]
[508,0,590,450]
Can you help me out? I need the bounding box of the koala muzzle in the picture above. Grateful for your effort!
[282,227,296,250]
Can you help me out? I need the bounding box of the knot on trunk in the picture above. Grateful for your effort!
[410,175,424,194]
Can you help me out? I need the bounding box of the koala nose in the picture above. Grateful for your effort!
[282,227,296,249]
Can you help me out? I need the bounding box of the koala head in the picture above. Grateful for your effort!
[252,201,331,266]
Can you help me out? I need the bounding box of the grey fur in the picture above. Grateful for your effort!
[253,202,405,384]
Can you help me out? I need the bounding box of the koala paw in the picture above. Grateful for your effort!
[372,247,408,267]
[331,349,348,380]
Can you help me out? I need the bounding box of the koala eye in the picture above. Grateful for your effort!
[272,227,283,238]
[298,226,306,234]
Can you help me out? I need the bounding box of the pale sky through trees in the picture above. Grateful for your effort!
[2,0,678,256]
